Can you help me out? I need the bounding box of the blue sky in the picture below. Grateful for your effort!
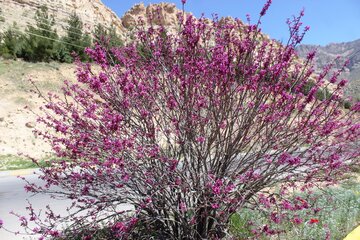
[102,0,360,46]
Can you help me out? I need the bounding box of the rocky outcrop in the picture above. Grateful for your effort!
[0,0,124,35]
[0,0,185,36]
[121,3,181,29]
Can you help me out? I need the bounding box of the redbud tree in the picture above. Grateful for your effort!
[16,1,359,239]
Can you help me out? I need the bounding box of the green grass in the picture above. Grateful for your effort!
[230,181,360,240]
[0,59,64,94]
[0,154,55,171]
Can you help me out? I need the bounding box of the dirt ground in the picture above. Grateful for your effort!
[0,59,77,159]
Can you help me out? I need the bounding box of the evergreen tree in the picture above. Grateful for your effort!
[22,5,59,62]
[107,26,123,49]
[0,22,25,59]
[93,23,107,45]
[93,23,123,49]
[60,12,91,63]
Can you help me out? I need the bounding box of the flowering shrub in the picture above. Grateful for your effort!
[17,1,359,239]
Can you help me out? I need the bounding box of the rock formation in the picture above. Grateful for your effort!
[0,0,124,35]
[121,3,181,29]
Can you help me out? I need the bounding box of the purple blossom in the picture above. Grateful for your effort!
[351,102,360,112]
[260,0,272,16]
[196,136,205,143]
[211,203,220,209]
[293,217,303,225]
[338,79,348,87]
[180,202,187,212]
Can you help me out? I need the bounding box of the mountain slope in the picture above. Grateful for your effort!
[297,39,360,99]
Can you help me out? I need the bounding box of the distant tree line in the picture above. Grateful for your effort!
[0,6,123,63]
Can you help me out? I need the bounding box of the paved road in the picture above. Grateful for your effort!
[0,171,72,240]
[0,170,133,240]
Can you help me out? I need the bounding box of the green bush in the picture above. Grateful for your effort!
[0,7,123,63]
[0,23,25,59]
[93,23,123,64]
[302,80,332,101]
[93,23,123,49]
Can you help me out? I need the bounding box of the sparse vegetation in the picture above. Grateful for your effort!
[229,180,360,240]
[0,59,65,92]
[0,154,55,170]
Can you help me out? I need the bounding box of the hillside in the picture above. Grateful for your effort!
[0,60,76,165]
[297,39,360,100]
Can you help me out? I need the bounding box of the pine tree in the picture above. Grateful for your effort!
[107,26,123,49]
[93,23,107,46]
[59,12,91,62]
[94,23,123,49]
[22,5,59,62]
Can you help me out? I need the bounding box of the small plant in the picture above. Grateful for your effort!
[344,101,352,109]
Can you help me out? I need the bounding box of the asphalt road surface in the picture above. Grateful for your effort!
[0,171,71,240]
[0,170,133,240]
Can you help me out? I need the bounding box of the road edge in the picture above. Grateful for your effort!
[0,168,39,178]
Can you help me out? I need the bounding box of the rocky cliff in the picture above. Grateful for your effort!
[121,2,181,29]
[0,0,182,37]
[0,0,125,35]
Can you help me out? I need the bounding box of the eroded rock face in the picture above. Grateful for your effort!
[121,3,182,29]
[0,0,124,35]
[0,0,186,36]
